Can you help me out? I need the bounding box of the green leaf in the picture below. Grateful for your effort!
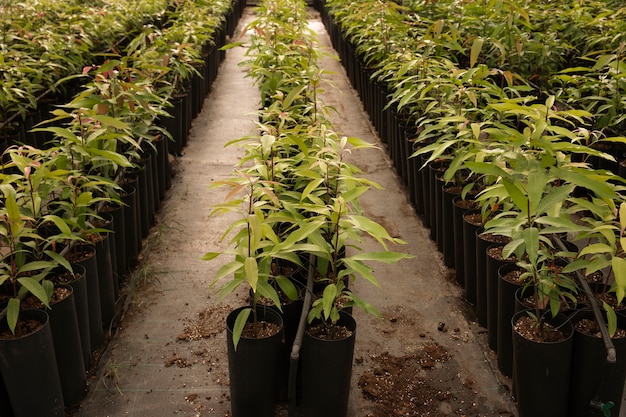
[275,275,298,301]
[4,192,22,236]
[256,280,281,311]
[347,215,395,249]
[579,243,613,257]
[283,85,307,109]
[592,54,615,71]
[202,252,221,261]
[232,308,252,351]
[322,283,337,321]
[90,149,132,167]
[620,202,626,234]
[523,227,539,265]
[92,115,130,130]
[245,257,259,292]
[612,256,626,304]
[470,38,484,68]
[502,178,528,216]
[6,298,20,334]
[348,251,412,264]
[603,301,617,338]
[213,260,244,283]
[17,277,50,308]
[342,257,379,287]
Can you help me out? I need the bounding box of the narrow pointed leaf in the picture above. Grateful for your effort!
[245,257,259,292]
[232,308,252,350]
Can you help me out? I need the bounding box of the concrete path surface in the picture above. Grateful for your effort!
[75,7,517,417]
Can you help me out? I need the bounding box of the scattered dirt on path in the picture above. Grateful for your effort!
[359,342,514,417]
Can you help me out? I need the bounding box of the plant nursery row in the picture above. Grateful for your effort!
[3,0,626,417]
[0,0,246,415]
[313,0,626,417]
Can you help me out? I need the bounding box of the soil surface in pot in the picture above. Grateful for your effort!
[575,318,626,338]
[241,320,280,339]
[22,286,71,309]
[487,246,516,261]
[502,268,525,284]
[514,315,567,343]
[0,317,45,339]
[307,322,353,340]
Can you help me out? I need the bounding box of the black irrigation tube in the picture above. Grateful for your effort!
[288,253,315,417]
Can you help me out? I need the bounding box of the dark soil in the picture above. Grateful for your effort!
[501,268,526,284]
[519,294,572,313]
[21,286,71,309]
[50,268,82,285]
[65,247,94,263]
[479,232,511,244]
[455,198,480,210]
[487,246,517,261]
[241,320,280,339]
[0,317,45,339]
[464,212,485,226]
[307,322,353,340]
[574,318,626,338]
[358,342,514,417]
[513,315,567,343]
[576,290,626,311]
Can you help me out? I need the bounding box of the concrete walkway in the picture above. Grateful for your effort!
[75,8,516,417]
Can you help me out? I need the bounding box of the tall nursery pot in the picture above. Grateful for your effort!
[568,310,626,417]
[51,263,91,371]
[23,285,86,406]
[496,263,525,378]
[0,309,65,417]
[462,210,482,304]
[452,197,479,287]
[65,243,103,349]
[485,243,516,352]
[226,305,284,417]
[512,310,574,417]
[301,310,356,417]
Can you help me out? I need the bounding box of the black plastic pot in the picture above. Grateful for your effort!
[512,310,574,417]
[130,163,151,240]
[0,309,65,417]
[497,263,525,378]
[429,162,447,245]
[29,285,87,406]
[419,154,432,228]
[441,183,463,269]
[67,243,103,349]
[226,305,284,417]
[138,150,156,233]
[161,94,184,156]
[300,311,356,417]
[153,133,171,201]
[462,210,482,304]
[485,244,516,352]
[100,202,125,289]
[410,145,425,216]
[568,310,626,417]
[452,197,479,287]
[60,264,91,371]
[0,371,13,417]
[93,231,116,329]
[121,183,139,271]
[474,230,492,327]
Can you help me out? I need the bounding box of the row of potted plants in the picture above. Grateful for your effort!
[0,0,171,140]
[204,0,411,416]
[315,0,626,416]
[0,0,246,415]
